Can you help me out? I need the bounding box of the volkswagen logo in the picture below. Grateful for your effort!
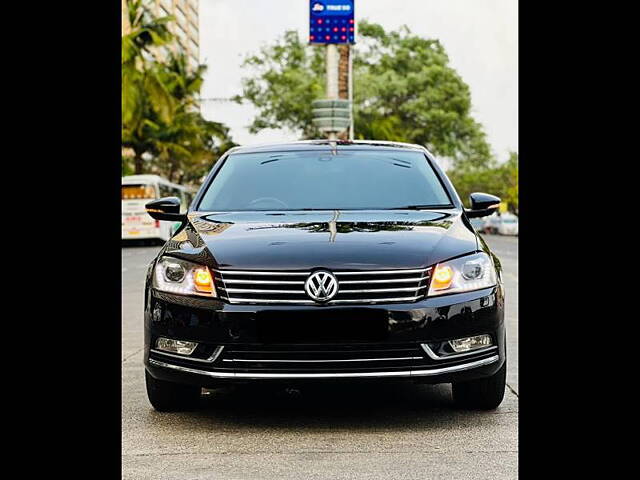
[305,270,339,303]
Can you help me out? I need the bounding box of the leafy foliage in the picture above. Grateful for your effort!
[236,21,493,169]
[448,152,519,213]
[122,0,235,185]
[234,31,326,139]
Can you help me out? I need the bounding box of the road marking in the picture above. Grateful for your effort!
[122,347,144,363]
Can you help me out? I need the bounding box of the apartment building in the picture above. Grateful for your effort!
[150,0,199,71]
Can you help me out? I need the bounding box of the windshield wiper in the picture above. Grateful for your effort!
[389,204,452,210]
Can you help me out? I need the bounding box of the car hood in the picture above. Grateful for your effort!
[163,210,479,270]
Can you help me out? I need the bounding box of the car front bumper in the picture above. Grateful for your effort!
[144,285,505,387]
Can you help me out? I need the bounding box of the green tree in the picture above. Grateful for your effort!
[448,152,518,213]
[146,52,236,183]
[122,0,175,173]
[236,20,493,169]
[235,30,325,138]
[122,0,235,183]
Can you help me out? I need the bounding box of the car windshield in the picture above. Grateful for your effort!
[198,150,452,211]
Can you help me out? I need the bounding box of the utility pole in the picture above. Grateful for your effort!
[325,44,340,141]
[348,45,354,140]
[337,44,352,140]
[309,1,355,140]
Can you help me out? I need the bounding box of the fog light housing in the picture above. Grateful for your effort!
[448,334,493,353]
[155,337,198,355]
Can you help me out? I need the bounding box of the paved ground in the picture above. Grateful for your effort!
[122,234,518,480]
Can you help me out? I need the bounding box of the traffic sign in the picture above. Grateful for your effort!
[309,1,355,45]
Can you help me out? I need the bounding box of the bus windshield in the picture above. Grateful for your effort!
[122,184,157,200]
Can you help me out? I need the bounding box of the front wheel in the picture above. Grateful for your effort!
[452,361,506,410]
[145,370,201,412]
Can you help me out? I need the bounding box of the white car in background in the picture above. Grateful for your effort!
[483,212,519,236]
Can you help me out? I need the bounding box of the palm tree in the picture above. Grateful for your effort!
[122,0,175,173]
[122,0,235,181]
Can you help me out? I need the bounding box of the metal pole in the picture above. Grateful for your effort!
[326,44,339,140]
[348,44,354,140]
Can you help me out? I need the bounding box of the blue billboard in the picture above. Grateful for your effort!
[309,0,355,45]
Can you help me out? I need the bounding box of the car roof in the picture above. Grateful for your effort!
[225,140,430,155]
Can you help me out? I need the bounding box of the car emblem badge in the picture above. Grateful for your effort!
[305,270,339,303]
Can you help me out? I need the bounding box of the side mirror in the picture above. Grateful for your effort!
[465,192,501,218]
[145,197,186,222]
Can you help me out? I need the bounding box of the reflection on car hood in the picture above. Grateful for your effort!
[163,210,478,270]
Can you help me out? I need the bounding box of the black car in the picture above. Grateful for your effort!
[143,140,506,411]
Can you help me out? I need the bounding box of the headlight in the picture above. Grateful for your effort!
[428,252,496,296]
[153,256,217,297]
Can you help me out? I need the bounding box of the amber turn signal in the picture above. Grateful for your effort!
[431,265,454,290]
[193,267,214,293]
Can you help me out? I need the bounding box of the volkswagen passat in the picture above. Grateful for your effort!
[143,141,506,411]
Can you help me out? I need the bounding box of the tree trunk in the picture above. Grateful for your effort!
[134,154,144,174]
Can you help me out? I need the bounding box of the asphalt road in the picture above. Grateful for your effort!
[122,234,518,480]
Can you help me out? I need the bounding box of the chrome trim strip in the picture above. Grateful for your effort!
[150,346,225,364]
[216,268,431,276]
[216,270,309,276]
[339,277,427,284]
[334,268,431,275]
[148,355,499,379]
[222,279,305,285]
[225,288,306,294]
[420,343,497,361]
[339,286,426,293]
[223,356,424,363]
[225,296,424,305]
[410,355,499,377]
[226,298,317,304]
[229,295,424,305]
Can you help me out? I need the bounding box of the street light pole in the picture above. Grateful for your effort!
[348,45,354,140]
[326,44,339,140]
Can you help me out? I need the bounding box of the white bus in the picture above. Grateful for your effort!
[122,175,194,242]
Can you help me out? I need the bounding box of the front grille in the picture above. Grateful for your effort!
[216,343,427,373]
[149,342,500,375]
[214,267,431,305]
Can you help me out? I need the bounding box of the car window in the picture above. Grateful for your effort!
[198,150,452,211]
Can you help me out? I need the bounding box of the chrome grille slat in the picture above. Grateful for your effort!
[225,288,308,294]
[334,268,430,275]
[223,356,424,363]
[215,270,309,276]
[215,268,430,305]
[339,277,426,284]
[339,286,426,294]
[221,279,305,285]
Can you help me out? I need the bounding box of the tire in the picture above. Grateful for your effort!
[145,370,201,412]
[452,361,506,410]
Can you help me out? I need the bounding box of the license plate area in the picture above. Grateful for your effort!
[256,309,389,343]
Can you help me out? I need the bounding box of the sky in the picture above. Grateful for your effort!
[198,0,518,163]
